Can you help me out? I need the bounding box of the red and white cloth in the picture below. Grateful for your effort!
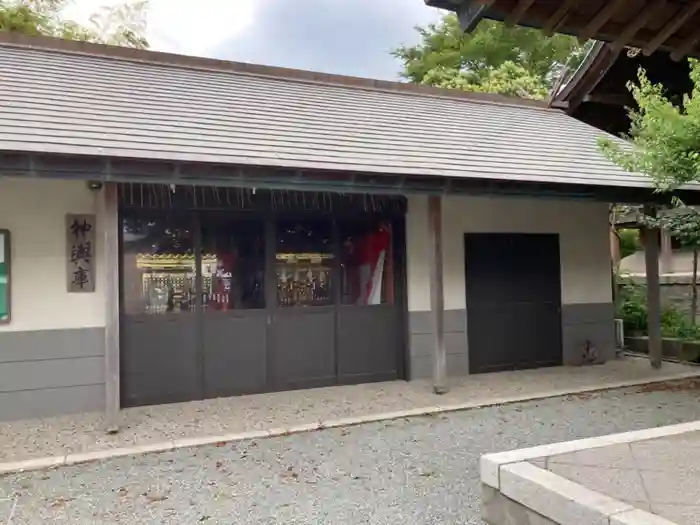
[355,228,390,305]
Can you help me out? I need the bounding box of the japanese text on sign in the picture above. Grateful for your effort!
[66,214,96,293]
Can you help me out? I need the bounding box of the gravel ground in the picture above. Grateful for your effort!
[1,384,700,525]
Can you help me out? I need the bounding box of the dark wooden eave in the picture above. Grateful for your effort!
[549,43,692,136]
[4,151,700,206]
[425,0,700,60]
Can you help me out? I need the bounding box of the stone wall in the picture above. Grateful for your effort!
[660,279,699,319]
[621,275,699,319]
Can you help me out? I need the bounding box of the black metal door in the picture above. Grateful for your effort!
[464,233,563,374]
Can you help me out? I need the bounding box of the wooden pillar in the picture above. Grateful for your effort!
[642,206,662,369]
[103,182,121,432]
[428,195,448,394]
[660,228,673,275]
[610,226,621,271]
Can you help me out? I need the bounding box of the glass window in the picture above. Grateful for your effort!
[340,219,394,305]
[276,219,334,307]
[200,217,265,311]
[122,215,196,315]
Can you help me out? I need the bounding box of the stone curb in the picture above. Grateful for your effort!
[481,413,700,525]
[1,370,699,476]
[501,461,634,525]
[497,461,680,525]
[481,419,700,489]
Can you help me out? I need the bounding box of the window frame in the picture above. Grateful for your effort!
[119,207,402,316]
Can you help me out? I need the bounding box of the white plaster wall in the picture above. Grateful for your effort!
[406,194,612,312]
[0,178,106,332]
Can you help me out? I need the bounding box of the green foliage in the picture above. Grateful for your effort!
[0,0,148,48]
[617,277,700,340]
[652,201,700,249]
[620,200,700,253]
[393,15,588,99]
[617,228,640,259]
[600,62,700,323]
[660,307,700,340]
[598,62,700,192]
[421,60,550,99]
[617,278,648,335]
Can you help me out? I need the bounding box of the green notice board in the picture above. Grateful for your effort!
[0,230,9,323]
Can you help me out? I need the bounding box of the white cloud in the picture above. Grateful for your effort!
[64,0,257,55]
[62,0,443,79]
[212,0,441,80]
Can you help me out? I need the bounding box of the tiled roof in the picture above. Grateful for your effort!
[0,35,652,188]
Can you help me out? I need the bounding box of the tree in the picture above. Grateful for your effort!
[599,64,700,191]
[600,61,700,323]
[0,0,149,48]
[393,15,588,99]
[659,207,700,323]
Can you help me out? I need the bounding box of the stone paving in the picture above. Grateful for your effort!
[0,356,697,463]
[543,432,700,525]
[2,385,700,524]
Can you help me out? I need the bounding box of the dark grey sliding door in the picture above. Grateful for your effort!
[336,218,403,384]
[120,198,407,408]
[121,314,199,406]
[199,215,268,397]
[270,307,336,390]
[120,214,199,407]
[337,305,401,383]
[202,311,267,397]
[269,218,337,390]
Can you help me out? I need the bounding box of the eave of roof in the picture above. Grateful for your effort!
[425,0,700,61]
[550,42,617,111]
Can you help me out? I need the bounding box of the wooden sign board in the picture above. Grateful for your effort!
[66,214,96,293]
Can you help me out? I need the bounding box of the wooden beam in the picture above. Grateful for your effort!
[611,0,666,51]
[642,206,662,369]
[578,0,628,43]
[543,0,579,36]
[506,2,697,56]
[103,182,121,432]
[549,100,570,110]
[671,31,700,61]
[556,43,621,114]
[428,195,447,394]
[583,92,634,105]
[505,0,536,26]
[456,0,495,32]
[644,0,700,56]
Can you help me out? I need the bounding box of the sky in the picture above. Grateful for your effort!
[66,0,443,80]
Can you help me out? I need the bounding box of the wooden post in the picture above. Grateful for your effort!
[103,182,121,432]
[610,226,621,272]
[428,195,448,394]
[660,228,673,275]
[642,206,662,369]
